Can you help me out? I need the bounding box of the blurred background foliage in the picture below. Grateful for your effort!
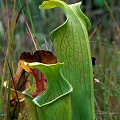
[0,0,120,119]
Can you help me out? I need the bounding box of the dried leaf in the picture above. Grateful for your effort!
[20,50,58,64]
[12,62,30,92]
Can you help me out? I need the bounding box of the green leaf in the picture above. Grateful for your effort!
[22,81,39,120]
[39,0,91,30]
[40,0,95,120]
[26,62,73,120]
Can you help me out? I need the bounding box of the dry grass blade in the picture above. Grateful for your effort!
[14,1,27,27]
[5,56,20,108]
[104,0,120,38]
[13,0,27,29]
[26,21,38,50]
[89,13,108,40]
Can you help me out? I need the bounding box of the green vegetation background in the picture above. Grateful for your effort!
[0,0,120,119]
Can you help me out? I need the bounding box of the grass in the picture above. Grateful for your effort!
[91,34,120,119]
[0,0,120,119]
